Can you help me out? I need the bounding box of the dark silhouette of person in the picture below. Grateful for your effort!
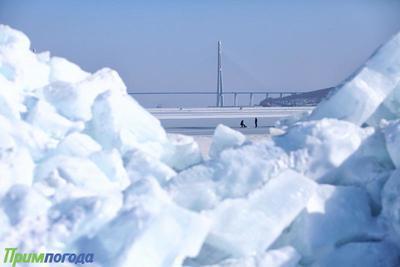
[255,117,258,128]
[240,120,247,128]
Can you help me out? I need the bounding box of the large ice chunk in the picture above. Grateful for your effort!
[0,114,54,160]
[25,99,84,139]
[0,192,121,253]
[331,127,394,210]
[214,141,289,199]
[200,246,301,267]
[0,162,12,197]
[209,124,246,159]
[204,170,316,257]
[1,185,51,225]
[76,178,210,267]
[167,140,289,212]
[34,155,118,200]
[0,208,10,237]
[367,83,400,125]
[382,120,400,168]
[0,25,50,91]
[163,134,203,171]
[381,169,400,241]
[310,32,400,125]
[0,75,25,119]
[311,241,400,267]
[87,91,168,158]
[43,68,126,121]
[123,149,176,185]
[0,129,34,187]
[0,24,30,51]
[0,185,51,250]
[49,56,90,83]
[48,193,123,246]
[168,165,219,212]
[90,149,130,189]
[53,132,102,158]
[277,184,381,265]
[274,119,367,181]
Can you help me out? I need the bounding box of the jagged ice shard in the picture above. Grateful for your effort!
[310,32,400,125]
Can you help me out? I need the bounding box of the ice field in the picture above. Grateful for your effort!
[1,24,400,266]
[150,107,314,135]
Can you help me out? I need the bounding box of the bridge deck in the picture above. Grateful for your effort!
[148,106,314,119]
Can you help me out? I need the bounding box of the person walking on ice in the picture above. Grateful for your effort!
[255,117,258,128]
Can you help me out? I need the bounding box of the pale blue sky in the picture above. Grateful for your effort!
[1,0,400,107]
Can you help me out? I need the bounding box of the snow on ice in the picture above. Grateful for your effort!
[1,24,400,267]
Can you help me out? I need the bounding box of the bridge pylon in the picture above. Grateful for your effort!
[216,41,224,107]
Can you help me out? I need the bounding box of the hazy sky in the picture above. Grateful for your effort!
[1,0,400,106]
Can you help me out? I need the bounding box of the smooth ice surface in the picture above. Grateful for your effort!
[310,32,400,125]
[204,170,316,257]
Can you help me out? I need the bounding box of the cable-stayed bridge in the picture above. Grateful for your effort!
[127,41,324,133]
[128,41,328,108]
[128,91,300,107]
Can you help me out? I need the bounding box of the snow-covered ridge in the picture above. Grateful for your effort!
[1,24,400,267]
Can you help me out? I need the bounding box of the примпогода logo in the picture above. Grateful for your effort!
[3,248,94,266]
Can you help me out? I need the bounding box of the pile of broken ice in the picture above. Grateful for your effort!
[1,24,400,267]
